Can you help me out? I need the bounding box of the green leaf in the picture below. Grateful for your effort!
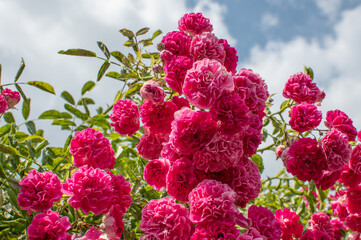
[125,83,142,97]
[304,66,314,80]
[77,98,95,105]
[128,53,135,64]
[136,27,150,36]
[81,81,96,95]
[121,56,131,68]
[97,60,110,82]
[280,99,290,111]
[27,81,56,95]
[124,40,136,47]
[22,98,30,120]
[25,121,36,135]
[15,84,28,102]
[64,104,88,120]
[106,71,137,80]
[14,58,25,82]
[119,28,135,38]
[39,110,72,119]
[251,154,264,174]
[61,91,75,105]
[139,39,153,47]
[0,124,11,138]
[58,49,97,57]
[4,112,15,123]
[110,51,125,63]
[97,41,110,59]
[151,29,162,40]
[52,119,76,127]
[0,144,20,156]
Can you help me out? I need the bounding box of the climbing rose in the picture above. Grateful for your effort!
[62,166,113,215]
[189,179,239,225]
[140,197,193,240]
[283,72,320,104]
[144,158,170,191]
[316,169,342,191]
[70,128,116,169]
[345,213,361,233]
[18,170,63,212]
[275,208,303,240]
[178,12,213,36]
[103,205,125,239]
[2,88,20,108]
[74,226,103,240]
[321,129,351,172]
[289,103,322,133]
[140,80,166,104]
[170,95,190,110]
[190,222,241,240]
[276,145,285,158]
[164,55,193,94]
[346,185,361,214]
[136,132,167,160]
[325,109,357,141]
[330,192,349,220]
[161,31,191,57]
[0,94,8,114]
[331,219,346,240]
[308,212,334,238]
[191,32,225,63]
[339,164,361,188]
[107,171,132,214]
[27,210,71,240]
[110,99,140,137]
[350,144,361,174]
[300,229,332,240]
[183,59,234,109]
[219,39,238,74]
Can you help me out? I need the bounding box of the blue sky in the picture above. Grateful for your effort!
[1,0,361,177]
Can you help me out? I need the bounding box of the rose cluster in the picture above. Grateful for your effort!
[0,88,21,114]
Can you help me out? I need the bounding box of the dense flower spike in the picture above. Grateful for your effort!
[2,88,20,108]
[161,31,192,57]
[289,103,322,133]
[140,197,193,240]
[275,208,303,240]
[178,12,213,36]
[0,94,8,113]
[70,128,116,169]
[144,158,170,191]
[27,210,71,240]
[140,80,166,104]
[183,59,234,109]
[110,99,140,136]
[18,170,63,212]
[325,109,357,141]
[164,55,193,94]
[283,72,320,104]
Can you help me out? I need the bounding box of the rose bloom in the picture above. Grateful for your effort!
[283,72,320,104]
[2,88,20,108]
[289,103,322,133]
[308,212,334,239]
[107,171,132,214]
[170,96,190,110]
[27,210,71,240]
[325,109,357,141]
[110,99,140,137]
[331,192,349,221]
[300,229,332,240]
[339,164,361,188]
[178,12,213,37]
[189,179,239,225]
[219,39,238,74]
[285,138,327,182]
[140,197,194,240]
[275,208,303,240]
[321,129,351,172]
[331,218,346,240]
[140,80,166,104]
[183,59,234,109]
[140,100,178,134]
[161,31,191,57]
[276,145,285,158]
[74,226,103,240]
[349,144,361,174]
[103,205,125,240]
[144,158,170,191]
[160,142,182,164]
[191,32,226,64]
[18,170,63,212]
[0,94,8,114]
[346,185,361,214]
[70,128,116,169]
[164,55,193,94]
[136,132,167,160]
[190,222,241,240]
[316,169,342,191]
[242,116,263,157]
[345,213,361,233]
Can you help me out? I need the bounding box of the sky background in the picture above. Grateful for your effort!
[1,0,361,177]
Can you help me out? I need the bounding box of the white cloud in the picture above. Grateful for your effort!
[261,13,279,29]
[315,0,342,21]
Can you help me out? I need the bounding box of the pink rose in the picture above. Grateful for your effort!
[170,95,190,110]
[108,171,132,214]
[191,32,226,63]
[276,145,285,158]
[74,226,103,240]
[283,72,320,104]
[0,94,8,114]
[345,213,361,233]
[316,169,342,191]
[190,222,241,240]
[27,210,71,240]
[183,59,234,109]
[308,212,334,239]
[340,164,361,188]
[140,80,166,104]
[137,132,167,160]
[110,99,140,137]
[331,219,346,240]
[70,128,116,169]
[18,170,63,212]
[161,31,191,56]
[144,158,170,191]
[325,109,357,141]
[103,205,125,240]
[346,185,361,214]
[289,103,322,133]
[331,192,349,221]
[178,12,213,37]
[300,229,332,240]
[219,39,238,74]
[2,88,20,108]
[275,208,303,240]
[350,144,361,174]
[164,55,193,94]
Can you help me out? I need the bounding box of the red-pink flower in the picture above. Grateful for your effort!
[103,205,125,240]
[160,142,182,164]
[325,109,357,141]
[170,96,190,110]
[27,210,71,240]
[346,185,361,214]
[183,59,234,109]
[219,39,238,74]
[321,129,351,172]
[349,144,361,174]
[161,31,191,57]
[285,138,327,182]
[340,164,361,188]
[289,103,322,133]
[189,179,239,225]
[140,100,178,134]
[276,145,285,158]
[18,170,63,212]
[191,32,226,63]
[140,80,166,104]
[70,128,116,169]
[283,72,320,104]
[164,55,193,94]
[178,12,213,37]
[345,213,361,232]
[169,108,217,155]
[316,169,342,191]
[110,99,140,137]
[137,132,167,160]
[0,94,8,114]
[74,226,103,240]
[190,222,241,240]
[62,166,113,215]
[308,212,334,238]
[331,218,346,240]
[331,192,349,221]
[300,229,332,240]
[107,171,132,214]
[2,88,20,108]
[144,158,170,191]
[140,197,193,240]
[275,208,303,240]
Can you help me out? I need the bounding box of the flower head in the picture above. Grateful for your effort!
[2,88,20,108]
[110,99,140,137]
[178,12,213,36]
[283,72,320,104]
[140,80,166,104]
